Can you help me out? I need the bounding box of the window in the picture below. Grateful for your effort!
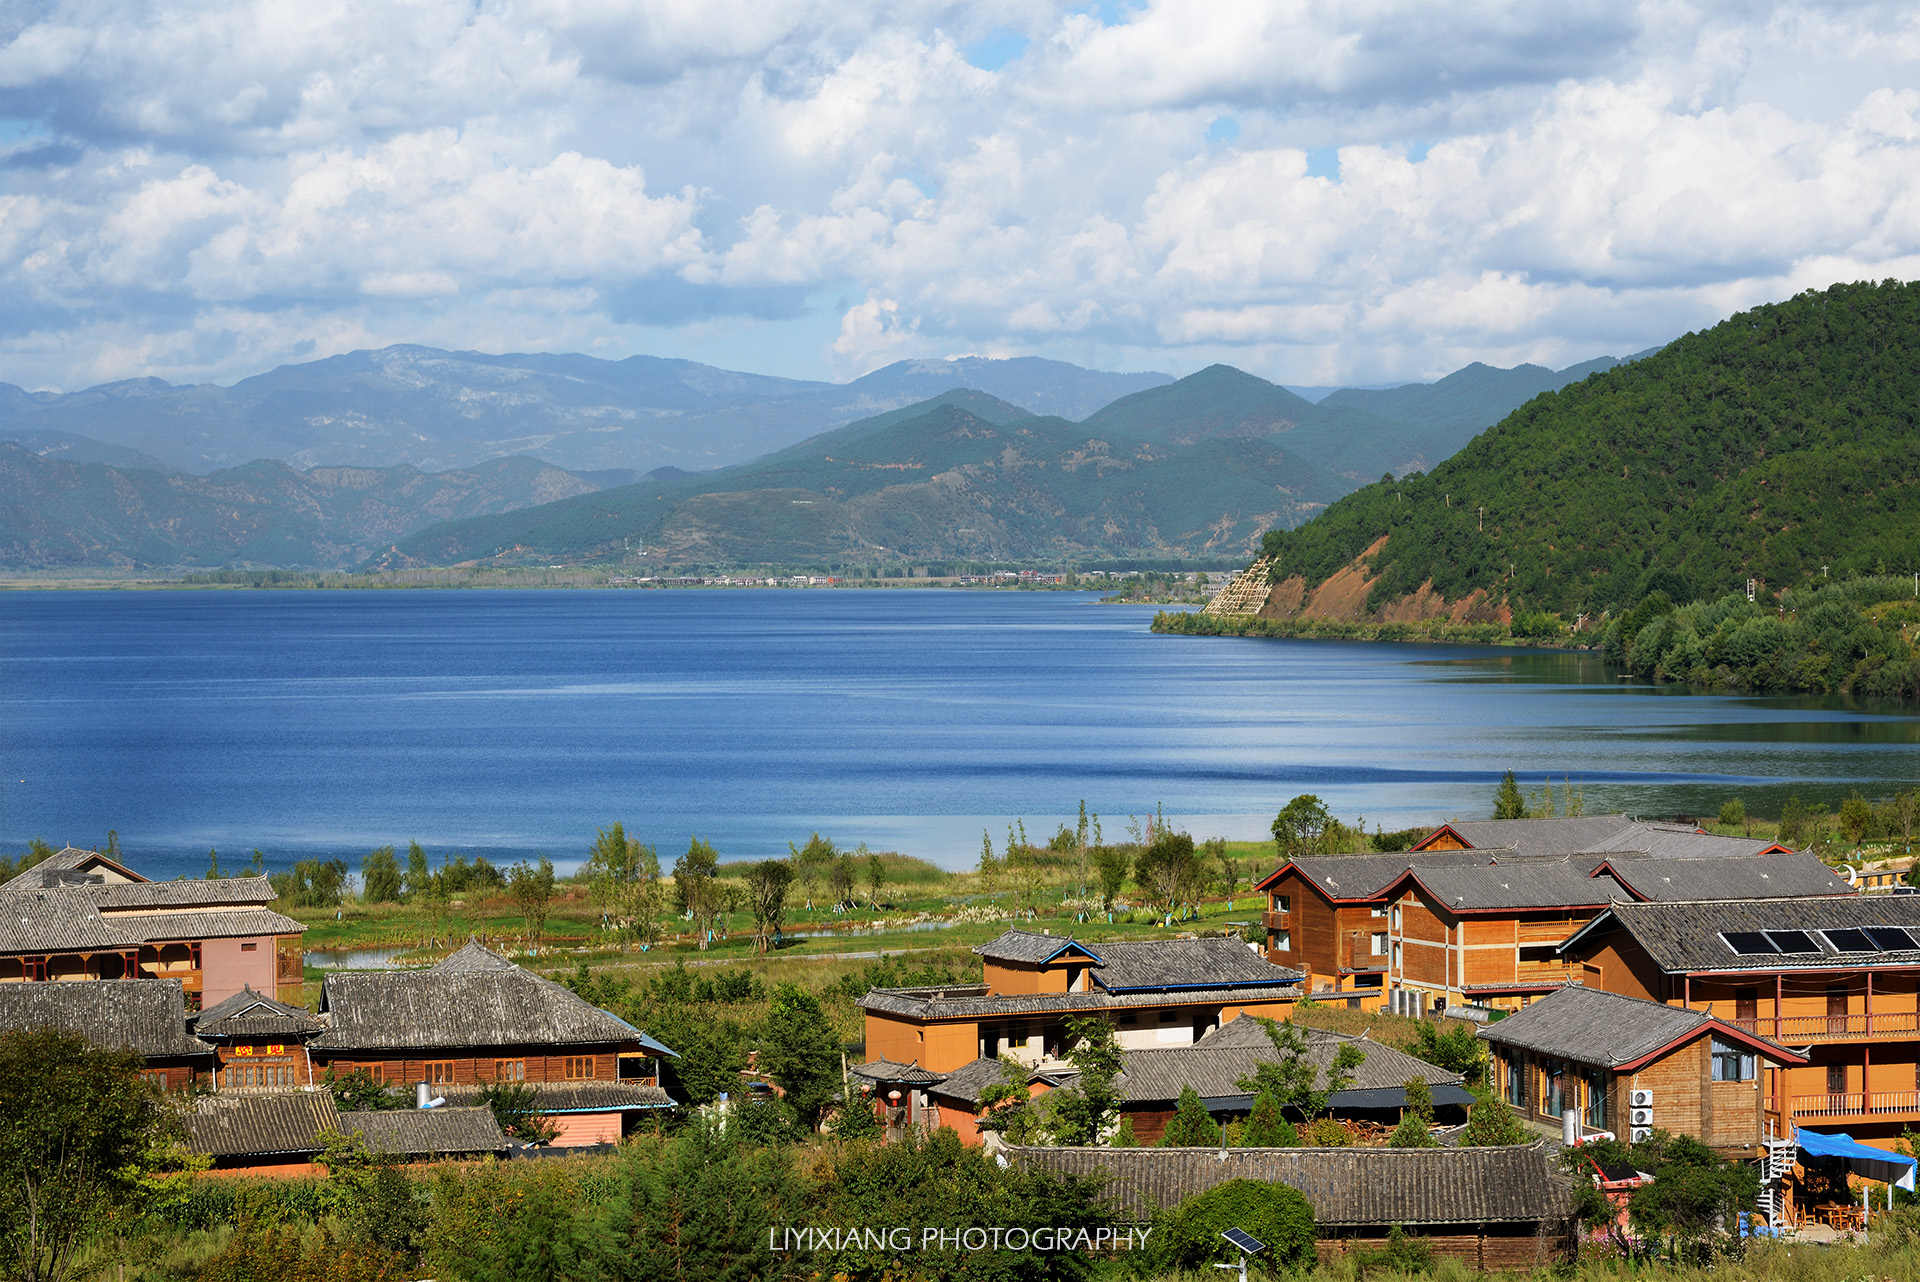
[1584,1070,1607,1128]
[240,941,258,952]
[1827,1064,1847,1095]
[565,1056,597,1080]
[141,1069,171,1091]
[426,1061,456,1085]
[227,1061,295,1089]
[1371,933,1388,957]
[1711,1038,1754,1082]
[1275,896,1291,913]
[1273,930,1291,952]
[1391,941,1402,969]
[495,1059,526,1082]
[1370,906,1387,918]
[1506,1058,1525,1107]
[1391,905,1402,929]
[1542,1061,1566,1118]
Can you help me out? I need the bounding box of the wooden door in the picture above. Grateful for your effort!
[1828,986,1849,1035]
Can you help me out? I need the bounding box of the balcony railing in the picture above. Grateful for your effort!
[1793,1091,1920,1119]
[1343,932,1386,970]
[1261,911,1287,931]
[1725,1012,1920,1041]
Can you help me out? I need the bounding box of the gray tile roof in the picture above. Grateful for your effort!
[1589,825,1791,859]
[1277,851,1500,900]
[974,930,1101,964]
[314,961,644,1050]
[1570,897,1920,973]
[1091,937,1296,991]
[90,876,278,910]
[193,987,323,1039]
[848,1058,945,1086]
[1597,852,1852,902]
[1476,985,1797,1067]
[435,940,519,971]
[926,1057,1021,1105]
[1121,1020,1461,1104]
[115,909,308,942]
[1400,861,1627,912]
[0,886,139,951]
[345,1107,510,1154]
[0,847,137,893]
[0,979,213,1058]
[438,1081,675,1111]
[1008,1141,1570,1225]
[184,1092,342,1157]
[1422,815,1638,855]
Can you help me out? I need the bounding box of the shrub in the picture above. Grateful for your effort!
[1146,1179,1316,1277]
[1159,1087,1220,1147]
[1301,1117,1350,1147]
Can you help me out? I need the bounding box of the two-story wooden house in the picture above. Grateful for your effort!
[1478,984,1805,1153]
[859,928,1304,1076]
[1555,896,1920,1153]
[0,848,306,1007]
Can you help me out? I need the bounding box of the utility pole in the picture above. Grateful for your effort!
[1746,578,1756,603]
[1478,507,1484,532]
[1822,565,1829,579]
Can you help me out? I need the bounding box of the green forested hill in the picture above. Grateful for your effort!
[379,393,1347,568]
[1248,280,1920,617]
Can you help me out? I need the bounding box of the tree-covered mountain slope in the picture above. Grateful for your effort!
[0,446,596,569]
[1234,280,1920,623]
[377,394,1347,569]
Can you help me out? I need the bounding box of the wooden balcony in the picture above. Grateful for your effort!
[1792,1091,1920,1120]
[1261,911,1288,932]
[1725,1012,1920,1042]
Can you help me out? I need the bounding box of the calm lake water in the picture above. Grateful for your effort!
[3,589,1916,877]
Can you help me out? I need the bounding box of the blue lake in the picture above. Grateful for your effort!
[2,589,1915,877]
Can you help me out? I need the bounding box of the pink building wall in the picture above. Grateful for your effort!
[200,936,279,1007]
[549,1112,621,1146]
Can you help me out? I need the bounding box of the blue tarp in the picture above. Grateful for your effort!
[1794,1128,1917,1189]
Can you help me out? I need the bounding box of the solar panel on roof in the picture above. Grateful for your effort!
[1722,931,1777,955]
[1821,928,1877,953]
[1764,930,1821,954]
[1866,927,1917,951]
[1220,1229,1267,1255]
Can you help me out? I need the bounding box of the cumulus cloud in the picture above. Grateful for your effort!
[1,0,1918,389]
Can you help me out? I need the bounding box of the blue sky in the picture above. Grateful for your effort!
[2,1,1919,391]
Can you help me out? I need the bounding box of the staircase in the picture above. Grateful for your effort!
[1203,560,1274,616]
[1762,1121,1797,1229]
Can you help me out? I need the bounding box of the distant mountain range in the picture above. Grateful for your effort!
[0,346,1647,570]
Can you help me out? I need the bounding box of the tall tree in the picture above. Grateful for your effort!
[0,1029,170,1282]
[743,859,793,954]
[828,853,856,911]
[585,824,663,950]
[788,832,836,909]
[1270,794,1334,859]
[404,840,433,900]
[1074,801,1092,899]
[1159,1087,1220,1148]
[361,846,403,904]
[864,851,884,909]
[976,830,1002,897]
[1047,1015,1123,1145]
[674,838,723,949]
[759,984,842,1129]
[1135,830,1204,921]
[1491,770,1527,820]
[1091,844,1128,911]
[506,857,556,954]
[1234,1018,1366,1118]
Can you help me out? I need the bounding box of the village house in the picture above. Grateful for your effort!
[1555,896,1920,1152]
[182,1092,509,1177]
[308,941,678,1145]
[858,928,1303,1075]
[0,977,214,1090]
[0,847,306,1007]
[1477,984,1805,1153]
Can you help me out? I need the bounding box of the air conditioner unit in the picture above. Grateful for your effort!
[1631,1108,1654,1127]
[1631,1127,1652,1143]
[1629,1089,1654,1107]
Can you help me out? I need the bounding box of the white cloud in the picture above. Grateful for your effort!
[1,0,1919,391]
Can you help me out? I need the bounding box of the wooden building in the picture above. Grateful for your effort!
[859,929,1303,1075]
[0,977,213,1089]
[309,941,677,1144]
[1009,1142,1577,1267]
[191,986,324,1091]
[1477,984,1805,1153]
[183,1092,508,1176]
[0,848,305,1007]
[1557,896,1920,1150]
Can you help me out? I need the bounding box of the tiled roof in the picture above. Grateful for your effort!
[1008,1142,1571,1225]
[0,886,138,951]
[859,979,1301,1021]
[0,978,212,1058]
[1091,937,1296,991]
[314,961,645,1050]
[974,930,1102,965]
[184,1092,341,1157]
[1597,852,1852,902]
[1268,851,1499,900]
[0,847,140,893]
[1419,815,1637,855]
[115,909,307,942]
[926,1057,1022,1105]
[1399,861,1626,912]
[434,940,519,971]
[1566,897,1920,973]
[193,987,323,1039]
[1477,985,1801,1068]
[848,1058,945,1086]
[1588,825,1791,860]
[345,1107,509,1154]
[437,1081,675,1111]
[90,876,278,910]
[1120,1020,1461,1104]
